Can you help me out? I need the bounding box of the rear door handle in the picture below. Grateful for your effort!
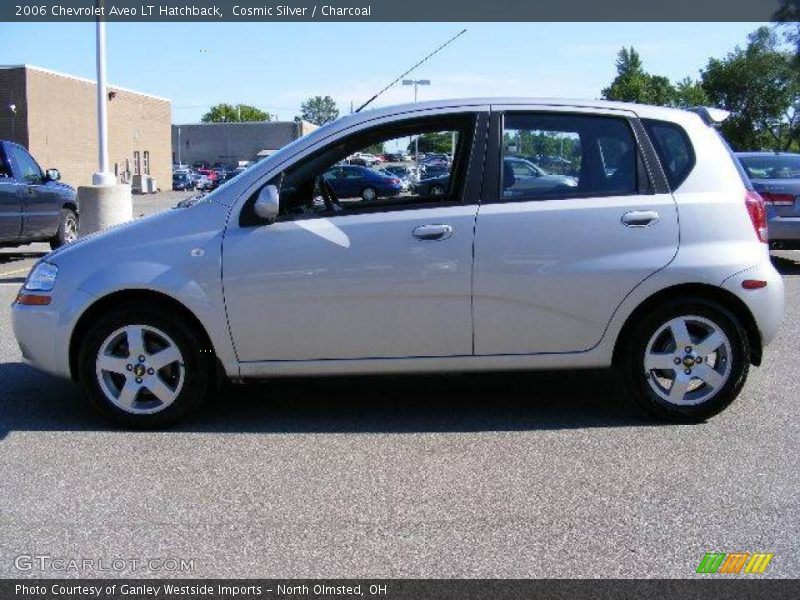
[621,210,659,227]
[413,224,453,240]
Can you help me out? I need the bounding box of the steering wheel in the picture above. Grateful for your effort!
[318,176,342,212]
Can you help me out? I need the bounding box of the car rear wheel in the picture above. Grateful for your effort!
[50,208,78,249]
[618,298,750,422]
[361,187,377,201]
[78,304,212,428]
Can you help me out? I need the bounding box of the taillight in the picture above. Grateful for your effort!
[760,192,795,206]
[390,178,400,184]
[744,190,768,243]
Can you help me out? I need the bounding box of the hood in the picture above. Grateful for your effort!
[45,198,230,267]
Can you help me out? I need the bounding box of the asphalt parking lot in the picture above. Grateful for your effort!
[0,196,798,578]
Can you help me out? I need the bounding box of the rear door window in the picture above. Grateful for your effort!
[642,119,695,190]
[500,113,640,200]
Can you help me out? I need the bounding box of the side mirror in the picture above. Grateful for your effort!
[46,168,61,182]
[253,184,280,222]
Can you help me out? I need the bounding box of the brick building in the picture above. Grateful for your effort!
[0,65,171,188]
[172,120,318,168]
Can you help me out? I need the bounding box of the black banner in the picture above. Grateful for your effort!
[0,0,786,22]
[2,580,800,600]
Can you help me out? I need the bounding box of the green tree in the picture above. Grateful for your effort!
[300,96,339,125]
[201,103,270,123]
[701,27,799,150]
[407,132,455,155]
[602,47,677,105]
[673,77,708,108]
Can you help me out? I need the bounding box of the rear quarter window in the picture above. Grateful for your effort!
[642,119,695,190]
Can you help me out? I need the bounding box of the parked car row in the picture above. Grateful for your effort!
[172,163,248,192]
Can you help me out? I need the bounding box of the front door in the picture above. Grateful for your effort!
[222,112,485,362]
[0,144,22,242]
[8,144,61,240]
[473,109,680,355]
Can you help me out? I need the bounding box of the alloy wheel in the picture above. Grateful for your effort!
[95,324,186,414]
[643,315,732,406]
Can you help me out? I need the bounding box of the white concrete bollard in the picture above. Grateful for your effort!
[77,184,133,237]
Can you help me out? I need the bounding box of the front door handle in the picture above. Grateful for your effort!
[413,224,454,240]
[621,210,659,227]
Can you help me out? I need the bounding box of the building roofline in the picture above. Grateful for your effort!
[0,64,171,103]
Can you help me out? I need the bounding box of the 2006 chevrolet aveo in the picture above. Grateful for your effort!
[12,99,784,427]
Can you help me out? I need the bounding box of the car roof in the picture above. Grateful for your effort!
[735,151,800,158]
[289,98,701,159]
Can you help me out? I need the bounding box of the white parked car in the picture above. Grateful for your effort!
[12,99,783,427]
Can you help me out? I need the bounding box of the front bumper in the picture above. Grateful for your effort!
[11,288,96,379]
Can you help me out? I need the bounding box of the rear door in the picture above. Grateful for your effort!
[0,143,23,242]
[7,143,62,239]
[472,107,679,355]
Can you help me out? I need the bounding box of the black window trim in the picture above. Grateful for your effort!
[482,111,658,205]
[240,111,489,227]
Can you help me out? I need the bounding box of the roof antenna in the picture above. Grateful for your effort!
[354,28,467,113]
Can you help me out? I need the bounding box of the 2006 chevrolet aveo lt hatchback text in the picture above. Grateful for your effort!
[12,99,784,427]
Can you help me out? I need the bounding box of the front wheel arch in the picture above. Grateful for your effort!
[69,289,222,384]
[612,283,762,368]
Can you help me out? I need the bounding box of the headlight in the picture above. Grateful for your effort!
[24,262,58,292]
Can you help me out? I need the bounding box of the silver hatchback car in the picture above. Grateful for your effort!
[12,99,784,427]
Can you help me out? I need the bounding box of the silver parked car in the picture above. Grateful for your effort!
[12,99,784,427]
[736,152,800,249]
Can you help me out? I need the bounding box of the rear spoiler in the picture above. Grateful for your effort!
[687,106,731,127]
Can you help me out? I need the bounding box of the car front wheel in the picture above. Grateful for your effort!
[50,208,78,249]
[618,298,750,422]
[361,187,377,201]
[78,304,212,428]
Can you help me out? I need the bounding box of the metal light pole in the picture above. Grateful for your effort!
[79,4,132,238]
[92,14,114,186]
[402,79,430,163]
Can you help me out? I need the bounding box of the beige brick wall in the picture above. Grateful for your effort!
[20,67,171,189]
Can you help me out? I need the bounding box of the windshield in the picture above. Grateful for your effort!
[738,155,800,180]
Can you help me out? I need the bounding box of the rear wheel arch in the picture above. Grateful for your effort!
[612,283,762,367]
[69,289,222,382]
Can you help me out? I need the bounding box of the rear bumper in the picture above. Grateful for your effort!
[721,261,785,349]
[768,216,800,242]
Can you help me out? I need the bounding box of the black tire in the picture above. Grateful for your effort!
[77,303,212,429]
[50,208,78,250]
[361,186,378,202]
[617,298,750,422]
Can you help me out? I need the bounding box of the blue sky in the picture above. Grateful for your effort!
[0,22,767,123]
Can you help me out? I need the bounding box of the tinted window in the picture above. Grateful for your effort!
[738,154,800,180]
[253,115,473,222]
[642,119,695,190]
[501,113,638,199]
[10,145,43,183]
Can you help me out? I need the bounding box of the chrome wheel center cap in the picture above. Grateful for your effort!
[133,364,147,378]
[682,356,696,368]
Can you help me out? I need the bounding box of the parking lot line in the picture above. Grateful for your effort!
[0,266,31,278]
